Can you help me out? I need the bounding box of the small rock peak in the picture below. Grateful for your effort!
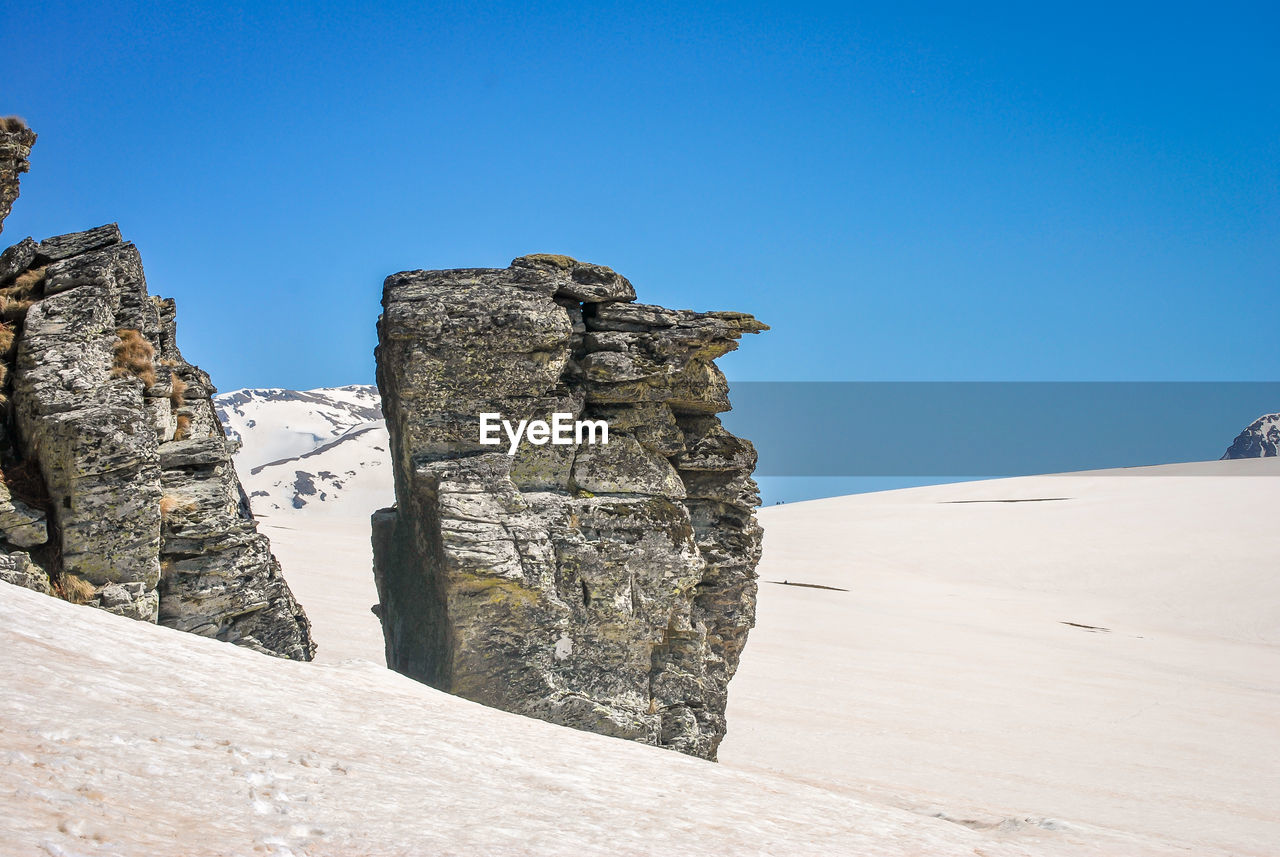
[0,116,39,235]
[515,253,580,270]
[511,253,638,304]
[1222,412,1280,459]
[35,223,123,263]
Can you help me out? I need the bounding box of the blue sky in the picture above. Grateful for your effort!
[3,1,1277,396]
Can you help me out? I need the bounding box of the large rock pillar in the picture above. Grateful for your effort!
[373,254,765,758]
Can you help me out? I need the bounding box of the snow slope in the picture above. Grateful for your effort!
[1,583,1045,857]
[209,387,395,664]
[22,388,1270,854]
[216,386,383,471]
[721,458,1280,856]
[215,386,393,518]
[257,457,1280,856]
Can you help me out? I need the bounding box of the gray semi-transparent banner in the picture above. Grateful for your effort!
[717,382,1280,477]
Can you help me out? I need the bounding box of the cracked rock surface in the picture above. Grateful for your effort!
[373,254,765,758]
[0,224,314,660]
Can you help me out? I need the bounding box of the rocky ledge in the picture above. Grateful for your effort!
[372,254,766,758]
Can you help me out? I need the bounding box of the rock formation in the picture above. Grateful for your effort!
[0,117,37,235]
[0,126,313,659]
[1222,412,1279,459]
[372,254,766,759]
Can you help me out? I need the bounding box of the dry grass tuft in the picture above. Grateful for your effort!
[0,323,15,358]
[58,573,97,605]
[112,329,157,387]
[6,266,46,300]
[0,295,34,321]
[160,558,177,581]
[173,413,192,441]
[0,116,29,133]
[169,373,187,408]
[159,493,197,516]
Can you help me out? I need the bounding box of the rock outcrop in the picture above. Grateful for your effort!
[0,121,312,658]
[372,254,765,758]
[0,144,314,658]
[1222,412,1279,459]
[0,117,37,235]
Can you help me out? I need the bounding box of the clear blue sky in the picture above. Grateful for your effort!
[3,1,1277,393]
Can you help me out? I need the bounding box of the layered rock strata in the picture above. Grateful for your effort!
[372,254,765,758]
[0,223,314,660]
[0,117,37,234]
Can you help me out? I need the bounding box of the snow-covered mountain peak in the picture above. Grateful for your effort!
[217,385,383,468]
[215,386,393,518]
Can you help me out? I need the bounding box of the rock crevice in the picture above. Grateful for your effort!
[373,254,765,758]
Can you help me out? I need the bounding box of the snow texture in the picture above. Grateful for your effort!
[1,582,1037,857]
[262,454,1280,856]
[233,390,1280,855]
[215,387,392,518]
[7,390,1273,855]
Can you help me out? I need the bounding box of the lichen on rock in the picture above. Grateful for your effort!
[0,223,314,660]
[0,120,313,658]
[372,254,765,758]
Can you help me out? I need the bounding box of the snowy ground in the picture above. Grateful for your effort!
[256,456,1280,856]
[721,458,1280,856]
[2,584,1043,857]
[3,456,1277,855]
[259,517,386,665]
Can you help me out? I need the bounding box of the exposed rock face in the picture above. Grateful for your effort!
[1222,413,1279,459]
[0,117,36,234]
[372,254,765,758]
[0,224,314,659]
[0,548,51,594]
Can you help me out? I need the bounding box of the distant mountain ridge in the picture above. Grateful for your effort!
[215,386,393,517]
[1222,412,1280,459]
